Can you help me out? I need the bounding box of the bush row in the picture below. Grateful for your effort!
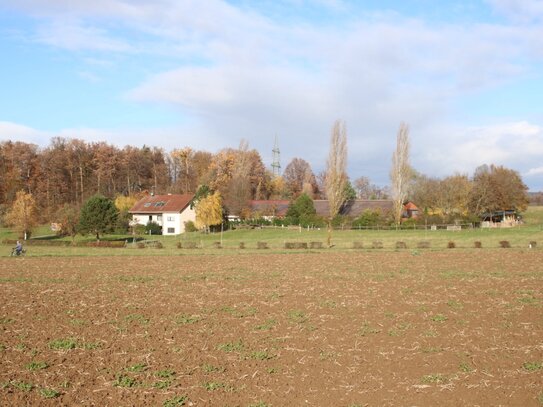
[2,239,126,248]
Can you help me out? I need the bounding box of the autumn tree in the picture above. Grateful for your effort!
[195,191,223,232]
[224,140,252,217]
[468,164,528,215]
[325,120,348,247]
[436,174,471,218]
[353,176,389,200]
[54,203,80,241]
[4,190,38,239]
[78,195,118,240]
[283,158,318,198]
[390,122,411,225]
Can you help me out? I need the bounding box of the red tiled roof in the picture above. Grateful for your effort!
[129,194,194,213]
[404,201,419,211]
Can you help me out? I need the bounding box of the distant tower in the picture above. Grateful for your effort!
[271,136,281,177]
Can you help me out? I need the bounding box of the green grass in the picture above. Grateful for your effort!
[26,361,49,371]
[2,206,543,257]
[217,340,244,353]
[523,361,542,371]
[49,338,77,350]
[163,395,188,406]
[40,388,60,399]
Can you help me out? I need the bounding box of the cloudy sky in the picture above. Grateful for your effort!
[1,0,543,189]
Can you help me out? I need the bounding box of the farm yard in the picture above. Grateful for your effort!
[1,250,542,406]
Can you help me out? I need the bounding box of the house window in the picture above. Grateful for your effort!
[148,215,152,221]
[167,227,175,234]
[157,215,163,222]
[167,216,175,222]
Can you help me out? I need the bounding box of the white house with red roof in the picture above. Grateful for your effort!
[129,194,195,235]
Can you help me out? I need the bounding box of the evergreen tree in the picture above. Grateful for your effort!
[286,193,317,225]
[78,195,118,240]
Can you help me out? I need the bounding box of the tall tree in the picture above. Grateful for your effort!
[325,120,348,247]
[4,190,38,239]
[468,164,528,215]
[224,140,252,217]
[283,158,317,198]
[390,122,411,225]
[78,195,118,240]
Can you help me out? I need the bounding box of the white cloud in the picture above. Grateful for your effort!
[422,121,543,177]
[0,121,49,145]
[486,0,543,22]
[35,19,131,52]
[525,166,543,176]
[2,1,543,189]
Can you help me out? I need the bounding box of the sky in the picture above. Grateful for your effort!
[1,0,543,190]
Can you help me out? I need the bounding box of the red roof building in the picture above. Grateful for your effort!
[129,194,195,235]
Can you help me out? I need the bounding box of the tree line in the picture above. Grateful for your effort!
[0,122,531,235]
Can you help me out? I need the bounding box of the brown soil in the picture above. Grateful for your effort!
[1,251,542,406]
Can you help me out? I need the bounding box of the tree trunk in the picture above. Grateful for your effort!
[327,219,332,248]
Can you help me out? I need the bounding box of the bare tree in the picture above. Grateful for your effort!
[390,122,411,225]
[325,120,348,247]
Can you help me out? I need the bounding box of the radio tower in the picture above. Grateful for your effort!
[271,136,281,177]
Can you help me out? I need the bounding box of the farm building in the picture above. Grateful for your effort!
[249,200,290,219]
[249,199,419,221]
[129,194,195,235]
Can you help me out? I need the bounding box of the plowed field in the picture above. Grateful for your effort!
[1,251,542,406]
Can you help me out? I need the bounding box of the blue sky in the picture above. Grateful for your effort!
[1,0,543,190]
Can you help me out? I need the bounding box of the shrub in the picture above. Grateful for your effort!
[239,242,245,249]
[137,242,145,249]
[184,220,198,233]
[499,240,511,248]
[145,221,162,235]
[474,241,482,248]
[155,241,163,249]
[183,241,198,249]
[211,241,221,249]
[529,241,537,248]
[372,241,383,249]
[400,218,417,229]
[85,241,126,248]
[309,241,323,249]
[396,241,407,249]
[352,209,384,228]
[134,224,146,235]
[352,241,363,249]
[176,242,182,249]
[447,241,456,249]
[257,241,268,249]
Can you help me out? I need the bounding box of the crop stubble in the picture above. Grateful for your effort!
[0,251,542,406]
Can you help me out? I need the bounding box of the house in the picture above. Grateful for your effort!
[403,202,419,219]
[129,194,195,235]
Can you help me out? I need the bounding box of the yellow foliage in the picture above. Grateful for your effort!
[114,195,139,212]
[195,191,223,230]
[5,190,38,237]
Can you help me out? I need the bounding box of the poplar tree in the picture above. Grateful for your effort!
[325,120,348,247]
[390,123,411,225]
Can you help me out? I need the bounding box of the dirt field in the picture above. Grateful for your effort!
[1,251,542,406]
